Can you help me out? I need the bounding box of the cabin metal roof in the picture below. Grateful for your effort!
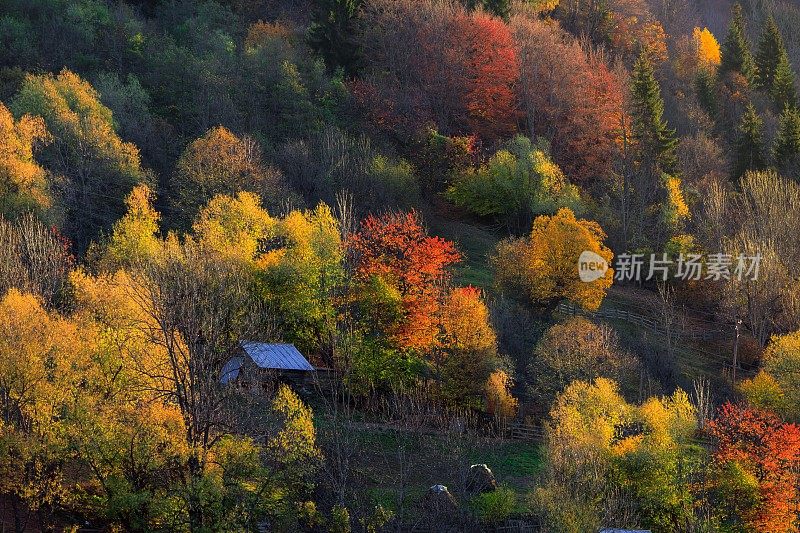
[239,341,315,371]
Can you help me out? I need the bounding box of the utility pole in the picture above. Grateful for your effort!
[733,319,742,383]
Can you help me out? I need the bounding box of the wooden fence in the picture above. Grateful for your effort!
[506,422,544,442]
[557,301,725,341]
[559,301,763,379]
[410,519,540,532]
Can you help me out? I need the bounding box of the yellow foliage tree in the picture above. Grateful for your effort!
[440,286,497,354]
[739,331,800,420]
[539,380,701,531]
[267,384,322,492]
[493,207,613,311]
[438,286,500,409]
[0,289,90,518]
[740,370,789,415]
[636,389,697,449]
[693,27,721,67]
[103,184,161,268]
[661,175,691,230]
[0,103,50,218]
[257,202,344,354]
[548,378,631,452]
[11,69,146,249]
[193,191,276,263]
[485,370,518,425]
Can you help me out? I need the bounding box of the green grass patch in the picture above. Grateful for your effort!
[427,217,499,289]
[473,441,543,480]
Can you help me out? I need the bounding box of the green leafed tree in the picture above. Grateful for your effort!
[720,3,755,82]
[733,103,766,178]
[446,136,581,231]
[11,69,148,251]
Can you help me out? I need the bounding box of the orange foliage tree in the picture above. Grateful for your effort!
[438,286,500,408]
[348,211,461,351]
[492,208,613,311]
[693,27,722,67]
[708,402,800,532]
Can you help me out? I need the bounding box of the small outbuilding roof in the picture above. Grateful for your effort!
[220,356,244,385]
[240,341,315,371]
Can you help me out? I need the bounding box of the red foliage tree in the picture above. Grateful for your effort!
[459,12,521,142]
[512,16,624,183]
[356,0,520,143]
[707,402,800,532]
[348,211,461,351]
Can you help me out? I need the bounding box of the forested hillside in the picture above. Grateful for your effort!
[2,0,800,531]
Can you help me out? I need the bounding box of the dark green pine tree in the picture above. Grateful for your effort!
[308,0,363,75]
[733,103,767,178]
[770,51,798,111]
[755,15,785,90]
[695,67,718,117]
[720,3,755,82]
[774,105,800,172]
[631,48,678,175]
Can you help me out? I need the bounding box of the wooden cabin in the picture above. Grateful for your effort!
[220,341,315,390]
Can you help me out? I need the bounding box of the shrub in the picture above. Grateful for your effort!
[470,486,517,524]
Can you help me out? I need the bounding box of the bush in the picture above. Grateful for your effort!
[447,136,581,231]
[330,505,351,533]
[470,486,517,524]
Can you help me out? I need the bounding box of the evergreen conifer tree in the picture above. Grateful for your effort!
[771,51,798,111]
[755,15,785,90]
[720,3,755,82]
[308,0,363,75]
[483,0,512,18]
[631,48,678,175]
[774,105,800,172]
[734,103,766,177]
[695,67,718,116]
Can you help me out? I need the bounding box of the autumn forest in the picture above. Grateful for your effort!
[2,0,800,531]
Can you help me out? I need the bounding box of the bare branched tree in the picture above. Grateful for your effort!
[317,375,360,509]
[715,172,800,345]
[126,243,264,530]
[692,377,712,429]
[0,213,73,308]
[658,281,681,371]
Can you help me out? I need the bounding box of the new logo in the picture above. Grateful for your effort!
[578,250,609,282]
